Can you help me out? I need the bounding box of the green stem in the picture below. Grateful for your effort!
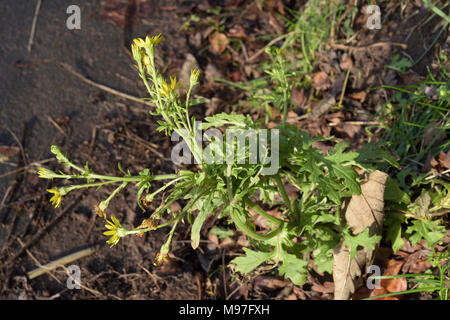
[63,180,119,192]
[273,174,293,213]
[244,196,285,226]
[229,207,284,241]
[102,181,128,207]
[282,89,288,127]
[88,173,178,182]
[145,176,186,202]
[185,85,194,133]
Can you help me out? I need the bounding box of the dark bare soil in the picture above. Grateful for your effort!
[0,0,448,300]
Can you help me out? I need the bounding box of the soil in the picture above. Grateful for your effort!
[0,0,448,300]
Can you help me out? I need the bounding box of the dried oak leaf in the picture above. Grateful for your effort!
[370,259,407,299]
[333,170,388,300]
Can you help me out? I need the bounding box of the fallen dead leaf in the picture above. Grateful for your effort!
[382,259,407,293]
[402,250,432,274]
[0,145,20,161]
[286,110,300,125]
[370,259,406,299]
[439,150,450,169]
[209,33,229,54]
[370,287,400,300]
[313,71,331,91]
[348,91,367,102]
[340,54,353,71]
[311,280,334,294]
[253,276,289,291]
[291,87,307,109]
[227,24,246,38]
[333,170,388,300]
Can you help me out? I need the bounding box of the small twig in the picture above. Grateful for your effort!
[328,121,380,127]
[4,194,83,266]
[245,31,297,63]
[0,186,13,215]
[138,264,161,291]
[222,249,227,299]
[58,62,155,108]
[47,116,68,139]
[337,67,352,109]
[329,41,408,51]
[17,238,63,285]
[27,245,100,279]
[425,169,450,181]
[0,158,54,181]
[226,282,242,300]
[3,125,28,167]
[118,131,166,160]
[27,0,42,52]
[195,273,202,300]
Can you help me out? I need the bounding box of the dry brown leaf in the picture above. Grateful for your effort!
[348,91,367,102]
[311,280,334,294]
[340,55,353,71]
[0,145,20,161]
[291,87,307,108]
[439,150,450,169]
[370,287,400,300]
[346,171,388,234]
[286,110,300,125]
[209,33,229,54]
[333,170,388,300]
[313,71,331,91]
[402,251,432,274]
[253,276,288,291]
[370,259,406,299]
[227,25,246,38]
[382,259,407,293]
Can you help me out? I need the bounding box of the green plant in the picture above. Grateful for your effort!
[375,74,449,166]
[37,34,447,287]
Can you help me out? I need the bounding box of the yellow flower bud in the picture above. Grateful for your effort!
[133,38,145,48]
[143,54,151,67]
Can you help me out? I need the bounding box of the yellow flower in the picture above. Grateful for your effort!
[131,43,143,65]
[47,188,62,208]
[103,215,127,247]
[133,38,146,48]
[37,167,56,179]
[145,34,163,47]
[143,54,151,67]
[133,34,162,50]
[160,76,181,97]
[190,68,201,86]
